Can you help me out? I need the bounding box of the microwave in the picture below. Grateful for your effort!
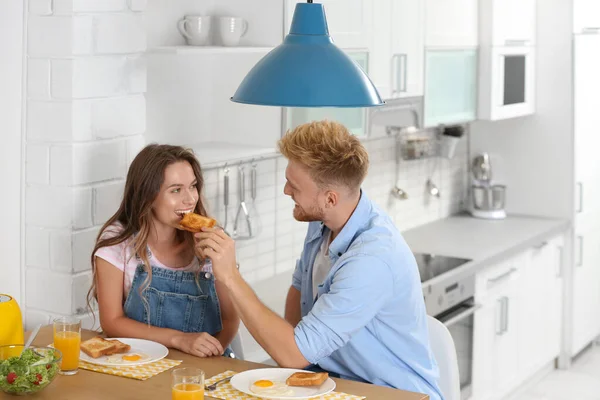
[479,46,536,120]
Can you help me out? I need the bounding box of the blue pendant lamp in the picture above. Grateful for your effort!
[230,1,384,108]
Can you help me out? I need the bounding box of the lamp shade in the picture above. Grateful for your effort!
[230,2,384,108]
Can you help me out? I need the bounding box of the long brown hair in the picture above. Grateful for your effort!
[87,144,210,316]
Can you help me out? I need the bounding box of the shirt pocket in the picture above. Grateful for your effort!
[145,287,209,333]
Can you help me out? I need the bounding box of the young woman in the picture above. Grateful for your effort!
[87,144,239,358]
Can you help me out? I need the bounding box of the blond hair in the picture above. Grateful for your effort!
[278,120,369,191]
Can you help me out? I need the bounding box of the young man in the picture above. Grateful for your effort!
[197,120,442,400]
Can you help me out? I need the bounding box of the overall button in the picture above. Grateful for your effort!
[204,272,212,279]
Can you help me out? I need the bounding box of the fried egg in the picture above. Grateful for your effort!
[105,353,149,364]
[250,380,294,396]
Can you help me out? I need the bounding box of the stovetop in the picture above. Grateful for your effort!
[414,253,472,283]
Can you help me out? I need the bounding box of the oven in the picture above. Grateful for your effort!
[415,253,478,400]
[433,297,480,400]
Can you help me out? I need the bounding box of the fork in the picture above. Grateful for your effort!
[205,376,232,391]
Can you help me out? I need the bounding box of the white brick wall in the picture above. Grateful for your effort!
[23,0,146,329]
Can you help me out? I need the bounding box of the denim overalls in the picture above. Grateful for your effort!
[123,255,233,357]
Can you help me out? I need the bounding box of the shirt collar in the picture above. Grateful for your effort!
[305,190,371,255]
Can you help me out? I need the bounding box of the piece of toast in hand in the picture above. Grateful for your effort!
[80,337,118,359]
[285,372,329,387]
[103,339,131,355]
[179,212,217,233]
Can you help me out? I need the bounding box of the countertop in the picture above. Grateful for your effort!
[16,327,429,400]
[402,214,571,287]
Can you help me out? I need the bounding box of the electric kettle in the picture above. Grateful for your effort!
[0,294,24,347]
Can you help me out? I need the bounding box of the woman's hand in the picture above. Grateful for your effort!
[195,228,240,286]
[172,332,224,357]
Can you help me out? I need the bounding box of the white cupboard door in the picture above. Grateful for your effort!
[370,0,392,98]
[285,0,373,49]
[390,0,425,98]
[424,49,477,127]
[425,0,478,47]
[572,219,600,356]
[519,239,563,379]
[574,0,600,34]
[492,0,536,46]
[574,36,600,219]
[491,281,520,399]
[546,238,564,364]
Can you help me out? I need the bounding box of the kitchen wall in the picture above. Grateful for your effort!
[0,0,25,304]
[20,0,147,329]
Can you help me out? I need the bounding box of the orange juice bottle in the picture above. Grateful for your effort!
[172,383,204,400]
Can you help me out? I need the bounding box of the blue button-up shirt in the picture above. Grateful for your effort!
[293,192,443,400]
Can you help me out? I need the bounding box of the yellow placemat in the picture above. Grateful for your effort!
[205,370,366,400]
[49,342,182,381]
[79,358,182,381]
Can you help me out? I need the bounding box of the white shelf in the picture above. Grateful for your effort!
[190,142,279,169]
[148,46,275,55]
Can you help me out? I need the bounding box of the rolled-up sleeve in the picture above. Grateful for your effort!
[294,256,394,364]
[291,258,303,291]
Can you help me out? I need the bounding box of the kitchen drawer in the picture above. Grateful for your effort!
[475,253,525,297]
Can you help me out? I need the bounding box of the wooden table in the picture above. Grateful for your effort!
[6,327,428,400]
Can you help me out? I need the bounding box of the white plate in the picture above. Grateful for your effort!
[230,368,336,399]
[79,338,169,367]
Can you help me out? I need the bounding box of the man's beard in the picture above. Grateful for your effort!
[293,202,324,222]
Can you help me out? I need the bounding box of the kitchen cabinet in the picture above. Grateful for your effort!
[478,46,536,121]
[423,49,477,127]
[518,236,564,380]
[572,34,600,356]
[285,0,373,50]
[480,0,536,46]
[571,219,600,356]
[473,254,523,400]
[425,0,478,47]
[478,0,537,121]
[473,235,565,400]
[370,0,425,100]
[574,0,600,34]
[284,51,369,137]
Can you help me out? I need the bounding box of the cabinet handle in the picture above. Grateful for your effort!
[496,298,504,335]
[533,241,548,250]
[577,236,584,267]
[502,297,509,333]
[505,39,530,46]
[557,246,563,278]
[577,182,583,213]
[582,27,600,34]
[487,268,517,288]
[391,53,407,95]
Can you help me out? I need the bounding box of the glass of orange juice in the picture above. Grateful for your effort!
[53,317,81,375]
[172,368,205,400]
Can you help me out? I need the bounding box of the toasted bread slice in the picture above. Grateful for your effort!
[286,372,329,387]
[103,339,131,355]
[179,213,217,233]
[80,337,118,359]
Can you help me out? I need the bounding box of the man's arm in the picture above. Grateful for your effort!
[224,273,310,368]
[284,286,302,327]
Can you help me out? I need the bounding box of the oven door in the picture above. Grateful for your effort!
[435,298,481,400]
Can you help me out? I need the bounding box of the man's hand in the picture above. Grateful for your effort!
[195,227,239,286]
